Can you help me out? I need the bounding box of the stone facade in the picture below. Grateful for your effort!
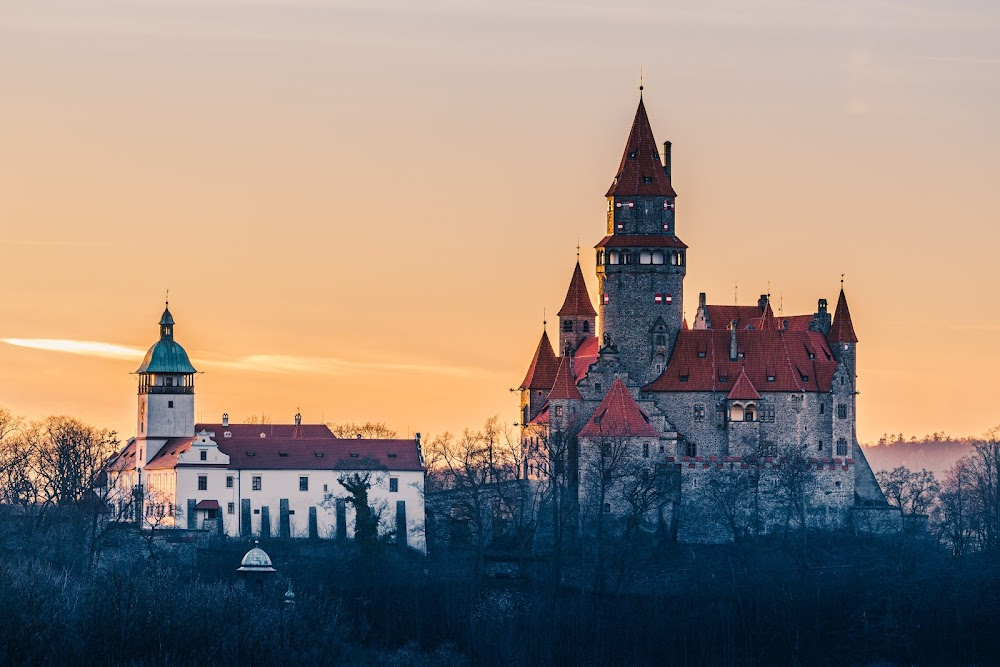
[516,95,897,545]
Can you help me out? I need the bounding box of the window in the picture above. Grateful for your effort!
[693,404,705,422]
[655,334,666,346]
[168,400,174,408]
[643,176,652,184]
[604,502,611,513]
[684,441,697,457]
[198,476,207,491]
[837,404,848,419]
[639,250,652,264]
[594,382,602,393]
[608,251,619,265]
[390,478,399,493]
[252,476,262,491]
[323,484,328,493]
[299,476,308,492]
[620,251,632,265]
[836,438,849,456]
[761,404,775,423]
[628,151,637,159]
[820,403,825,415]
[200,450,207,461]
[652,251,664,265]
[554,405,563,418]
[818,440,824,452]
[642,442,649,458]
[227,502,235,515]
[226,476,233,488]
[582,320,589,333]
[254,509,260,515]
[562,320,573,333]
[165,377,174,387]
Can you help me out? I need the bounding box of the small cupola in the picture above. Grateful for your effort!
[222,413,229,428]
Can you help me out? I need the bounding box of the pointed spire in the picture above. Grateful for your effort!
[606,97,677,197]
[579,378,658,438]
[519,329,559,390]
[557,262,597,318]
[727,366,761,401]
[547,356,581,401]
[756,299,780,331]
[828,288,858,343]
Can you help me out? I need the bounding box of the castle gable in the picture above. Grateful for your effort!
[579,378,658,438]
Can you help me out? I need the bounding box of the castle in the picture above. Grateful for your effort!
[104,306,427,551]
[516,94,897,542]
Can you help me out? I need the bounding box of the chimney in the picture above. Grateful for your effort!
[415,432,424,465]
[729,322,739,362]
[662,140,672,179]
[699,292,707,309]
[294,412,302,426]
[758,294,769,312]
[222,413,229,428]
[818,298,828,313]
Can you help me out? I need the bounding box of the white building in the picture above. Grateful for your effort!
[105,305,427,552]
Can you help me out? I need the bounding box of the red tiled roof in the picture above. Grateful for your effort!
[557,262,597,318]
[529,403,550,425]
[829,289,858,343]
[520,329,559,390]
[144,423,424,472]
[548,357,582,400]
[573,335,600,383]
[195,500,220,510]
[106,439,137,472]
[579,379,658,438]
[727,367,761,400]
[783,314,814,332]
[606,98,677,198]
[643,329,837,394]
[704,305,763,330]
[595,235,687,249]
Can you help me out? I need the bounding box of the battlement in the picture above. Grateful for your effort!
[665,455,855,472]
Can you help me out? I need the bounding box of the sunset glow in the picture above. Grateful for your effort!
[1,0,998,442]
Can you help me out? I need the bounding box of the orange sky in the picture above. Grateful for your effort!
[1,0,999,444]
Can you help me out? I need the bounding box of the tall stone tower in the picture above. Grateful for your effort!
[828,288,859,456]
[557,262,598,356]
[597,95,686,385]
[135,303,197,465]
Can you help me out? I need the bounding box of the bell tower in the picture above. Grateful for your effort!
[135,302,197,463]
[596,92,686,385]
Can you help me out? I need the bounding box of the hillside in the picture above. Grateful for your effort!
[862,433,981,476]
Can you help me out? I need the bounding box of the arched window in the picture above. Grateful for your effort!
[608,251,619,265]
[678,252,685,266]
[620,251,633,265]
[639,250,652,264]
[729,404,744,421]
[652,250,664,265]
[596,250,605,265]
[744,403,757,421]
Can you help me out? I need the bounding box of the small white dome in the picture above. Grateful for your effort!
[237,541,277,572]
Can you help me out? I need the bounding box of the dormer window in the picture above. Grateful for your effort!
[679,374,689,382]
[643,176,652,184]
[719,375,728,382]
[697,350,706,358]
[224,431,232,438]
[767,374,776,382]
[628,151,637,159]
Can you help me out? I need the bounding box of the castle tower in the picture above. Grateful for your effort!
[557,262,597,355]
[828,288,858,457]
[135,303,197,464]
[597,95,686,385]
[519,327,559,424]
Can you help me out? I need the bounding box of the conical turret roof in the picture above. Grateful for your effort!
[606,97,677,198]
[828,289,858,343]
[519,329,559,390]
[547,356,581,401]
[557,262,597,318]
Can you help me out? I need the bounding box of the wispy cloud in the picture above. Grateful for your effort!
[2,339,145,360]
[0,338,494,378]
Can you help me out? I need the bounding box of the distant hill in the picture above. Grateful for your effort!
[862,433,981,477]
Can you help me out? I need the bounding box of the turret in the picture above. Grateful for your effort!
[135,303,197,461]
[828,288,859,458]
[557,262,597,354]
[597,94,686,385]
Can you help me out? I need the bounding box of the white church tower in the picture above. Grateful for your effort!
[135,303,197,466]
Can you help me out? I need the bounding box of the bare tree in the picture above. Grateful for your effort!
[328,421,397,439]
[936,457,980,556]
[773,443,816,541]
[877,466,940,515]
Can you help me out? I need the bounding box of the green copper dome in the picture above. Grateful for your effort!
[136,305,197,374]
